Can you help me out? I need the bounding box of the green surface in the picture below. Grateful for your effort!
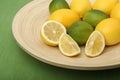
[0,0,120,80]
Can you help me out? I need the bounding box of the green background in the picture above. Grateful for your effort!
[0,0,120,80]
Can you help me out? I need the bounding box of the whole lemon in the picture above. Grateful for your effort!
[48,9,80,28]
[110,3,120,21]
[67,21,94,45]
[70,0,92,18]
[96,18,120,46]
[93,0,119,15]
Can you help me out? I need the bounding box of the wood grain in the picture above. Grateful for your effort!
[12,0,120,70]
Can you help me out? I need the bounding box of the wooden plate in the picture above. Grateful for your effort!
[12,0,120,70]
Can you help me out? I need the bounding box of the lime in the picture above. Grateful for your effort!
[67,21,94,45]
[83,10,109,28]
[49,0,69,14]
[96,18,120,46]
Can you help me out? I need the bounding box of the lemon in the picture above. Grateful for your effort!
[49,0,69,14]
[96,18,120,46]
[67,21,93,45]
[85,30,105,57]
[59,33,80,56]
[110,3,120,21]
[93,0,119,15]
[48,9,80,28]
[40,20,66,46]
[83,10,109,28]
[70,0,92,18]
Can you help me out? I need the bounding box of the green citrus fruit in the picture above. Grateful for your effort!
[83,10,109,28]
[67,21,94,45]
[49,0,69,14]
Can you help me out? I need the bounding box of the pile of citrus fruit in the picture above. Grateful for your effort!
[40,0,120,57]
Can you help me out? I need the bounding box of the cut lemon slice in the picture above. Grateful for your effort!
[59,33,80,57]
[40,20,66,46]
[85,30,105,57]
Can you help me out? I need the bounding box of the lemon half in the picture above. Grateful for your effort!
[40,20,66,46]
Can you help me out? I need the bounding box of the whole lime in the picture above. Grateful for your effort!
[49,0,69,14]
[67,21,94,45]
[83,10,109,28]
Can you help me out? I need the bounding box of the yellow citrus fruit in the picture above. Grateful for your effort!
[70,0,92,18]
[48,9,80,28]
[85,30,105,57]
[92,0,119,15]
[59,33,80,57]
[110,3,120,21]
[96,18,120,46]
[40,20,66,46]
